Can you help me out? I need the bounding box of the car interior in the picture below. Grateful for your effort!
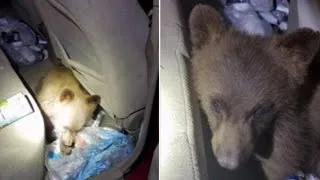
[160,0,320,179]
[2,0,320,179]
[0,0,159,179]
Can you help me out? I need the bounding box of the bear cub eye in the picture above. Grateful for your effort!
[250,102,276,122]
[248,102,277,134]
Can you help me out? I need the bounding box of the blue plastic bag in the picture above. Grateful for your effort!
[0,16,48,67]
[45,127,134,180]
[288,171,320,180]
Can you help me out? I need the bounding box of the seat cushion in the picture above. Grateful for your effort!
[0,49,45,180]
[160,1,208,179]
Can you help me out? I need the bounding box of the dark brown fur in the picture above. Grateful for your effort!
[189,4,320,180]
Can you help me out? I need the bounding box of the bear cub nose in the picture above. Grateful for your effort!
[217,151,239,170]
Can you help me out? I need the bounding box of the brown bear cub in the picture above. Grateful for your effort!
[37,66,100,155]
[189,4,320,180]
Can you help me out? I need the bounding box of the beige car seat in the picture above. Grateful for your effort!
[33,0,150,129]
[1,0,158,179]
[0,49,45,180]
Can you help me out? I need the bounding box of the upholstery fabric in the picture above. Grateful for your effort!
[0,49,45,180]
[35,0,149,119]
[160,1,208,179]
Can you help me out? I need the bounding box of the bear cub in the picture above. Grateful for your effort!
[189,4,320,180]
[37,66,100,155]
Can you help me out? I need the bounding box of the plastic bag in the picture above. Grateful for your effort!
[288,171,320,180]
[45,127,134,180]
[0,16,48,67]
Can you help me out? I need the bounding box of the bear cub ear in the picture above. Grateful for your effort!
[278,28,320,63]
[189,4,227,51]
[87,95,101,105]
[275,28,320,83]
[59,89,75,102]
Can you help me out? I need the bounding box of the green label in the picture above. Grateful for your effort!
[0,100,8,107]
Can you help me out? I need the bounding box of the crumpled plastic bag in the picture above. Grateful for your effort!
[0,16,47,67]
[288,171,320,180]
[223,6,273,36]
[45,127,134,180]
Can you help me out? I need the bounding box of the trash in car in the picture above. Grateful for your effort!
[45,126,134,180]
[220,0,290,35]
[0,16,48,67]
[0,92,33,128]
[288,171,320,180]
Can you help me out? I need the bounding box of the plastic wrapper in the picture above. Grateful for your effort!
[45,127,134,180]
[288,171,320,180]
[0,16,48,66]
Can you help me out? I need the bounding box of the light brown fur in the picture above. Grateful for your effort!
[189,4,320,180]
[37,66,100,154]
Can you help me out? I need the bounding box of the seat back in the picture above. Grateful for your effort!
[160,1,208,180]
[34,0,149,120]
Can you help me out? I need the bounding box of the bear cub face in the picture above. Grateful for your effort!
[189,5,320,170]
[37,66,101,154]
[54,88,100,132]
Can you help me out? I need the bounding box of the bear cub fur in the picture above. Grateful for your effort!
[189,4,320,180]
[37,66,100,154]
